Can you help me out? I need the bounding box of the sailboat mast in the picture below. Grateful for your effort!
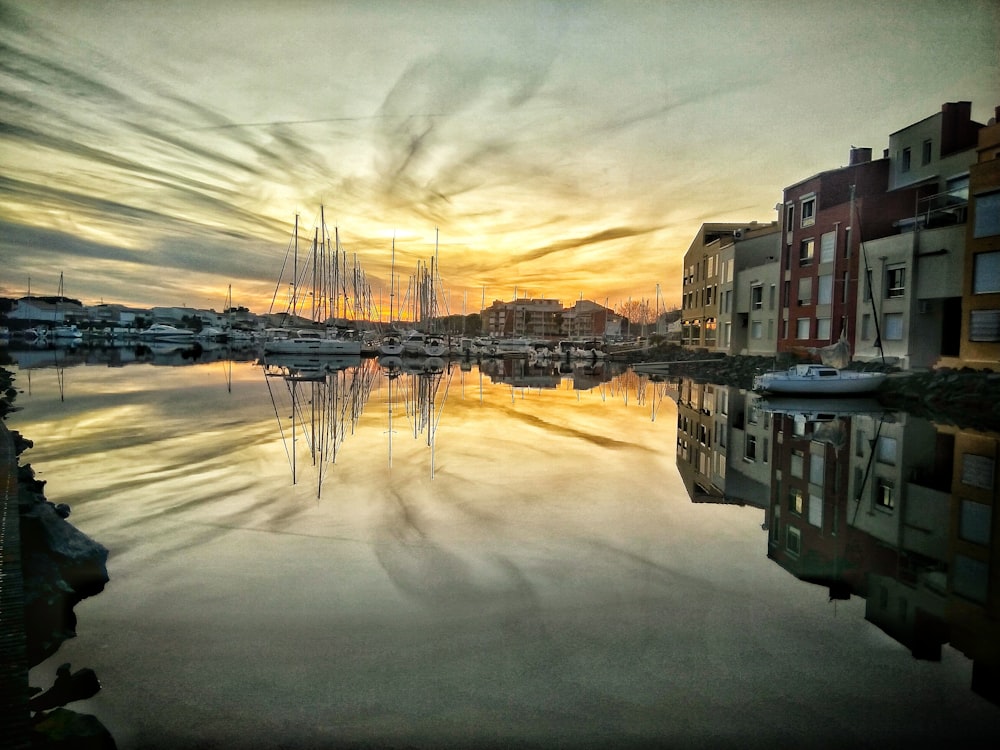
[853,184,885,365]
[390,234,396,326]
[292,214,299,317]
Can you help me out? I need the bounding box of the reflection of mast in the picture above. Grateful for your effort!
[264,357,379,497]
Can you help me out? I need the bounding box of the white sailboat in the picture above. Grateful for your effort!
[264,210,362,358]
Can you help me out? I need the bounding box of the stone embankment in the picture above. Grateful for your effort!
[0,367,116,749]
[623,343,1000,432]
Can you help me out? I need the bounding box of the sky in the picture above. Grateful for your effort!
[1,0,998,319]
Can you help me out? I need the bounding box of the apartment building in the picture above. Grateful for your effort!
[779,147,919,356]
[851,102,984,368]
[681,221,779,353]
[482,298,563,338]
[961,108,1000,367]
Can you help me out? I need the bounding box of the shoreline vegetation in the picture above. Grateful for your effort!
[0,366,116,749]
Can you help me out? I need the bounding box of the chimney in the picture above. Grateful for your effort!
[849,146,872,165]
[941,101,980,156]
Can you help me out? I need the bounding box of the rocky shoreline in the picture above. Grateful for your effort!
[0,367,116,749]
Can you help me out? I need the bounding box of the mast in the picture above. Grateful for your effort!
[390,233,396,326]
[853,184,885,365]
[293,214,299,317]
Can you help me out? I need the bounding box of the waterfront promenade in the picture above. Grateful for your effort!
[0,422,30,749]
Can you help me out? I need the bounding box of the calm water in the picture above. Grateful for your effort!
[7,346,998,749]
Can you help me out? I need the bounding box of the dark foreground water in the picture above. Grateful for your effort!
[8,352,998,749]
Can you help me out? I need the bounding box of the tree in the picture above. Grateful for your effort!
[615,299,656,336]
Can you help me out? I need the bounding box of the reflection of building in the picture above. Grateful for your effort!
[849,411,953,657]
[674,380,769,508]
[943,427,1000,704]
[766,402,898,600]
[760,394,1000,703]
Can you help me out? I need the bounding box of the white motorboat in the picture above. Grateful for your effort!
[138,324,197,343]
[51,324,83,341]
[752,364,887,395]
[263,329,362,356]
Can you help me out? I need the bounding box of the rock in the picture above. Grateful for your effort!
[31,707,117,750]
[20,498,109,666]
[29,663,102,711]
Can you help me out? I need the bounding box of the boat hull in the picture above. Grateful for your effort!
[753,367,886,395]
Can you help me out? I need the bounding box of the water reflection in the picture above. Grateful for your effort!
[7,350,998,746]
[674,377,1000,706]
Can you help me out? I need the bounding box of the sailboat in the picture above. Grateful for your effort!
[264,210,362,358]
[50,273,83,343]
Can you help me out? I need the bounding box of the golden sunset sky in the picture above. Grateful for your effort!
[1,0,998,317]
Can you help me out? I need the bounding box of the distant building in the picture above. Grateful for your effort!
[6,296,84,324]
[482,298,563,338]
[681,221,779,353]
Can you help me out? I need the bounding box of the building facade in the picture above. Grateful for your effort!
[961,107,1000,367]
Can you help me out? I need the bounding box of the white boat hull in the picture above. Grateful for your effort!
[753,365,886,395]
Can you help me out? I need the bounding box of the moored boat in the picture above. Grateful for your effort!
[263,328,362,356]
[138,324,197,343]
[752,364,887,395]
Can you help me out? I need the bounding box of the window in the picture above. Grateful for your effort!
[809,453,825,487]
[751,285,763,309]
[901,147,911,173]
[796,318,810,339]
[818,274,833,305]
[973,251,1000,293]
[751,321,762,339]
[789,488,804,514]
[745,434,757,461]
[790,450,804,479]
[969,310,1000,342]
[786,526,801,556]
[883,312,903,341]
[876,478,895,510]
[961,454,995,490]
[800,195,816,227]
[959,500,991,546]
[922,139,932,165]
[816,317,831,339]
[876,436,897,465]
[783,280,790,309]
[820,231,836,264]
[953,554,988,604]
[798,277,812,305]
[973,191,1000,238]
[722,322,731,347]
[861,313,871,340]
[886,266,905,298]
[808,494,823,528]
[769,284,776,310]
[799,238,815,265]
[785,203,795,239]
[763,437,769,464]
